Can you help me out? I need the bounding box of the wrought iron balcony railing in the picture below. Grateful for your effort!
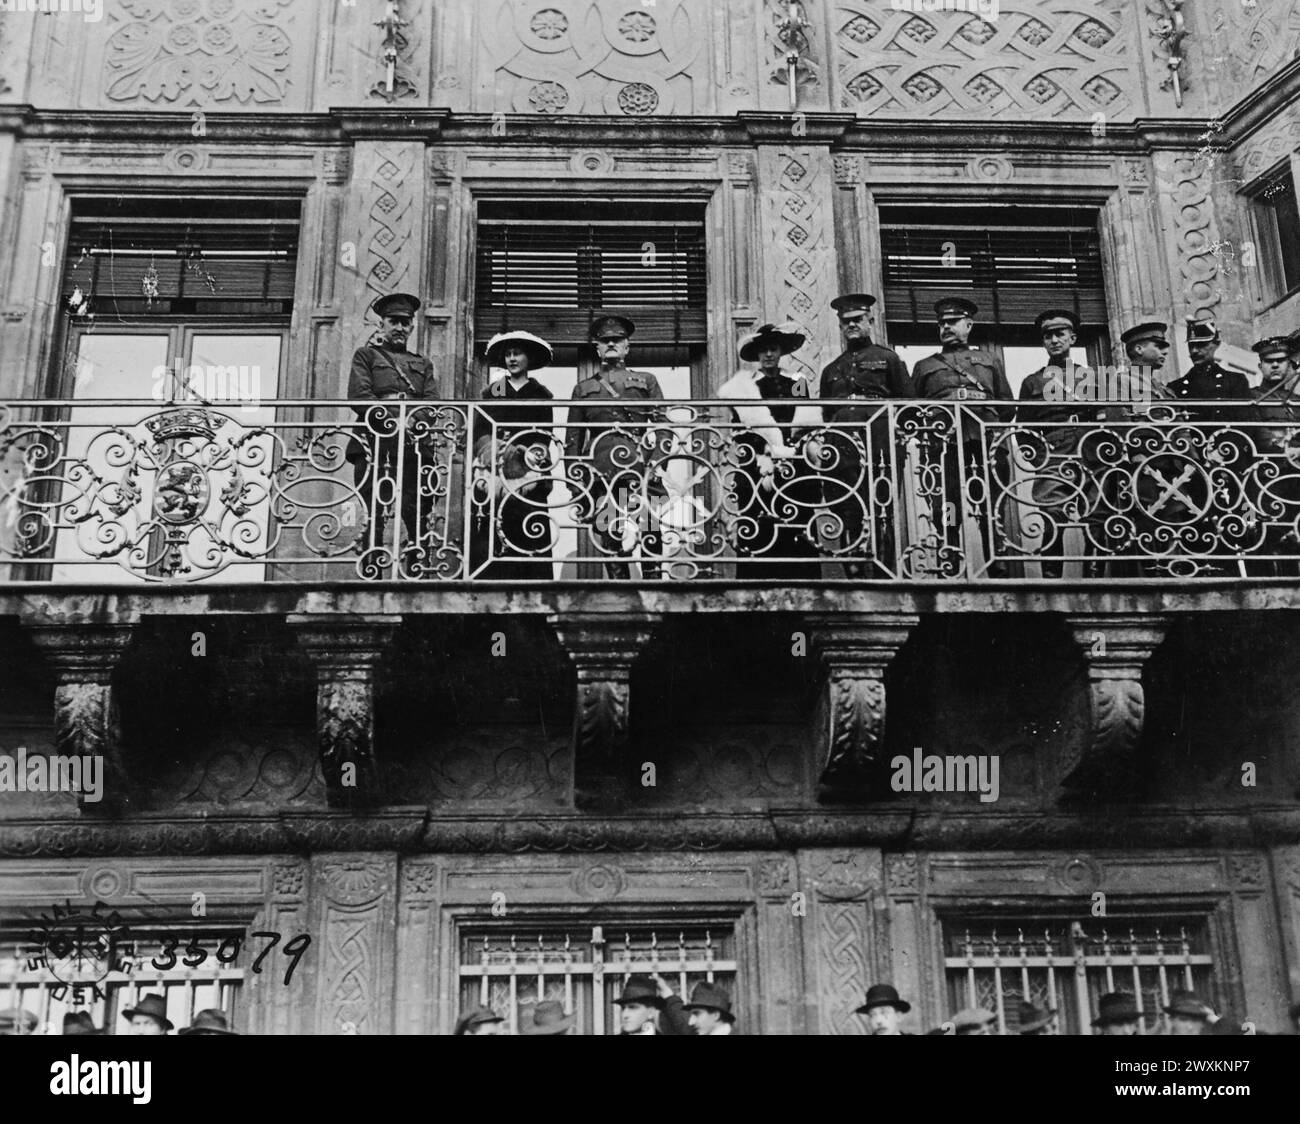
[1,398,1296,583]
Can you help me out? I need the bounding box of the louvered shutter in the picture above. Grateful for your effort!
[880,209,1106,327]
[62,198,300,312]
[474,221,707,345]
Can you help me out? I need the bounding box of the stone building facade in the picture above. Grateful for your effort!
[0,0,1298,1034]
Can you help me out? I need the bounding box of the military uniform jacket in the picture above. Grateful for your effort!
[563,367,665,478]
[819,343,914,423]
[1252,372,1300,452]
[348,343,440,406]
[1018,360,1100,453]
[1165,363,1251,423]
[913,346,1014,425]
[346,342,440,462]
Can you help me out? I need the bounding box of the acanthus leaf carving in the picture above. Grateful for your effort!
[102,0,297,107]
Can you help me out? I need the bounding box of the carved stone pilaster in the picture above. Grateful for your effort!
[287,615,401,808]
[23,623,136,815]
[807,615,918,795]
[548,614,660,809]
[1063,614,1170,803]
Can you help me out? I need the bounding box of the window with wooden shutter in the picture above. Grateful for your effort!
[61,196,300,317]
[1248,165,1300,301]
[880,205,1107,330]
[474,199,708,346]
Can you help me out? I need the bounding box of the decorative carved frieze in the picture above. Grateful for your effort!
[806,848,882,1036]
[273,861,306,899]
[357,142,420,302]
[286,615,401,809]
[102,0,298,107]
[758,146,838,381]
[1062,614,1170,802]
[1203,0,1300,105]
[548,613,660,808]
[834,1,1135,119]
[23,622,137,815]
[1228,854,1267,890]
[400,859,438,899]
[478,0,705,115]
[314,855,395,1035]
[807,614,919,793]
[757,855,795,896]
[1157,150,1226,320]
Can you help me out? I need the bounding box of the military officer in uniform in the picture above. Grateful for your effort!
[1018,309,1100,578]
[563,314,668,579]
[912,297,1014,576]
[1247,335,1300,574]
[1166,314,1251,423]
[718,321,823,576]
[470,329,556,580]
[818,293,914,577]
[347,292,442,570]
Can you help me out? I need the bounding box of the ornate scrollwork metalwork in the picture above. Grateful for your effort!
[2,399,1296,583]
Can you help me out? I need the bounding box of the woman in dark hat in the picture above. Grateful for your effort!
[470,330,557,580]
[718,322,823,577]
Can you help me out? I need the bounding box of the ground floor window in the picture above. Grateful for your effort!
[1,923,245,1035]
[941,913,1216,1034]
[458,921,738,1035]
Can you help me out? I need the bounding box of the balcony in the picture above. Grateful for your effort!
[0,394,1294,847]
[1,396,1297,587]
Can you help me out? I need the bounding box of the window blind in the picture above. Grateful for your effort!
[474,220,707,344]
[62,197,300,312]
[880,207,1106,326]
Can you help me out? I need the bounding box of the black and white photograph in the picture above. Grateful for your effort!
[0,0,1297,1080]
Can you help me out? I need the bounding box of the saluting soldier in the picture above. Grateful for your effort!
[563,314,668,579]
[718,321,823,577]
[470,329,556,580]
[1018,309,1099,578]
[1166,314,1251,423]
[818,293,915,578]
[912,297,1014,576]
[347,292,442,568]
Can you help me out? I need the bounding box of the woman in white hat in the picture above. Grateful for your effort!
[717,322,824,576]
[471,330,557,579]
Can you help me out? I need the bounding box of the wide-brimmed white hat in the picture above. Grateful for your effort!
[485,330,553,371]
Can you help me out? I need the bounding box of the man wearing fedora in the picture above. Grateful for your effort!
[1015,999,1055,1036]
[470,329,557,579]
[453,1006,505,1036]
[179,1008,238,1035]
[718,321,823,577]
[518,998,576,1035]
[1164,989,1212,1035]
[684,981,737,1035]
[913,297,1015,577]
[819,294,915,578]
[854,982,911,1035]
[347,292,443,572]
[1092,991,1142,1035]
[609,974,694,1036]
[564,314,669,579]
[62,1010,103,1035]
[122,993,172,1035]
[951,1006,997,1035]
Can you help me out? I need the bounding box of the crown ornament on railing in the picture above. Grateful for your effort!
[145,408,220,444]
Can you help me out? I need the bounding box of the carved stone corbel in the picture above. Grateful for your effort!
[548,614,660,809]
[23,621,137,814]
[287,614,401,808]
[807,614,918,795]
[1062,614,1170,802]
